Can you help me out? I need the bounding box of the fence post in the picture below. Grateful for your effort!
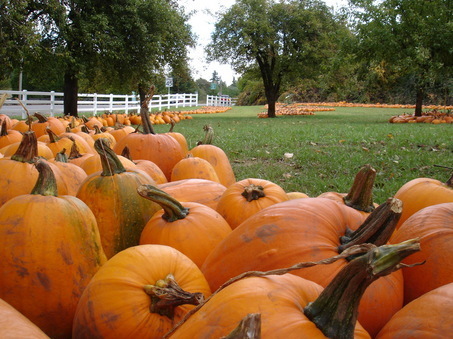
[50,91,55,116]
[109,93,113,112]
[21,90,28,119]
[93,93,98,115]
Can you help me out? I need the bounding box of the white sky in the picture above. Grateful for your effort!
[180,0,349,86]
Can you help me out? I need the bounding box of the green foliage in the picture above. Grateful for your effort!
[348,0,453,111]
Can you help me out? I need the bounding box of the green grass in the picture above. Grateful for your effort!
[152,105,452,204]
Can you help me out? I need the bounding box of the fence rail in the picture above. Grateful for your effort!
[207,95,234,107]
[0,90,199,118]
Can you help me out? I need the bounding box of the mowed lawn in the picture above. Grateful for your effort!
[153,104,452,204]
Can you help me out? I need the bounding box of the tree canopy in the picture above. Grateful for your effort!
[348,0,453,115]
[207,0,348,117]
[0,0,194,116]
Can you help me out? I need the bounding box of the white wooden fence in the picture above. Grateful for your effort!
[207,95,234,107]
[0,90,199,118]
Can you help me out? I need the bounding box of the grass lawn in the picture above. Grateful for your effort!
[152,104,452,204]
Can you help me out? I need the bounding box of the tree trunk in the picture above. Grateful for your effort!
[414,87,423,117]
[267,98,277,118]
[64,72,78,117]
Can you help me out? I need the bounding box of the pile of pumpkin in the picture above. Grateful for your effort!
[298,102,453,110]
[388,109,453,124]
[258,103,335,118]
[0,104,452,338]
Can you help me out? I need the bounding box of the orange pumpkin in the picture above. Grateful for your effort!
[389,202,453,304]
[202,197,405,337]
[376,282,453,338]
[76,138,160,258]
[72,245,211,339]
[215,178,289,229]
[158,178,227,210]
[31,113,66,137]
[0,119,22,149]
[171,156,223,183]
[0,159,106,338]
[0,131,68,207]
[393,174,453,228]
[138,185,232,267]
[121,145,168,184]
[189,143,236,188]
[49,150,88,195]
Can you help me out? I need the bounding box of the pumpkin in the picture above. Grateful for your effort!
[389,202,453,304]
[0,139,54,159]
[113,86,184,180]
[0,159,106,338]
[286,191,310,199]
[170,156,222,183]
[215,178,289,229]
[67,139,95,168]
[189,130,236,187]
[158,178,227,210]
[76,138,160,258]
[0,131,68,207]
[72,244,211,339]
[108,124,135,142]
[121,145,168,184]
[49,150,88,195]
[138,185,232,267]
[167,119,189,156]
[170,240,420,339]
[44,126,75,157]
[202,197,404,337]
[92,124,117,148]
[393,174,453,229]
[31,113,66,137]
[0,298,49,339]
[0,119,22,149]
[376,282,453,338]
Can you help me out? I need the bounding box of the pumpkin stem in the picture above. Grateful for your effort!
[137,184,190,222]
[33,112,48,123]
[68,138,83,159]
[81,125,91,134]
[144,274,204,320]
[338,197,403,257]
[343,164,376,212]
[221,314,261,339]
[94,125,103,134]
[121,145,133,161]
[0,119,7,136]
[10,130,38,163]
[304,239,420,339]
[141,86,156,135]
[55,149,69,163]
[241,184,266,202]
[31,159,58,196]
[197,124,214,145]
[93,138,126,176]
[46,126,61,143]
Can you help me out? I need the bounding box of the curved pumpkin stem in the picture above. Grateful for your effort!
[343,164,376,212]
[140,85,156,135]
[0,119,7,136]
[137,184,189,222]
[197,124,214,145]
[94,138,126,176]
[338,197,403,256]
[31,159,58,196]
[10,130,38,163]
[46,126,61,143]
[121,145,133,161]
[68,138,83,160]
[242,184,265,202]
[55,149,68,163]
[304,239,420,339]
[143,274,204,320]
[33,112,48,123]
[221,314,261,339]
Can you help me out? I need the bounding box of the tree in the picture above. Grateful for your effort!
[207,0,346,117]
[349,0,453,116]
[0,0,194,116]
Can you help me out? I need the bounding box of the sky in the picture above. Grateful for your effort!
[180,0,349,86]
